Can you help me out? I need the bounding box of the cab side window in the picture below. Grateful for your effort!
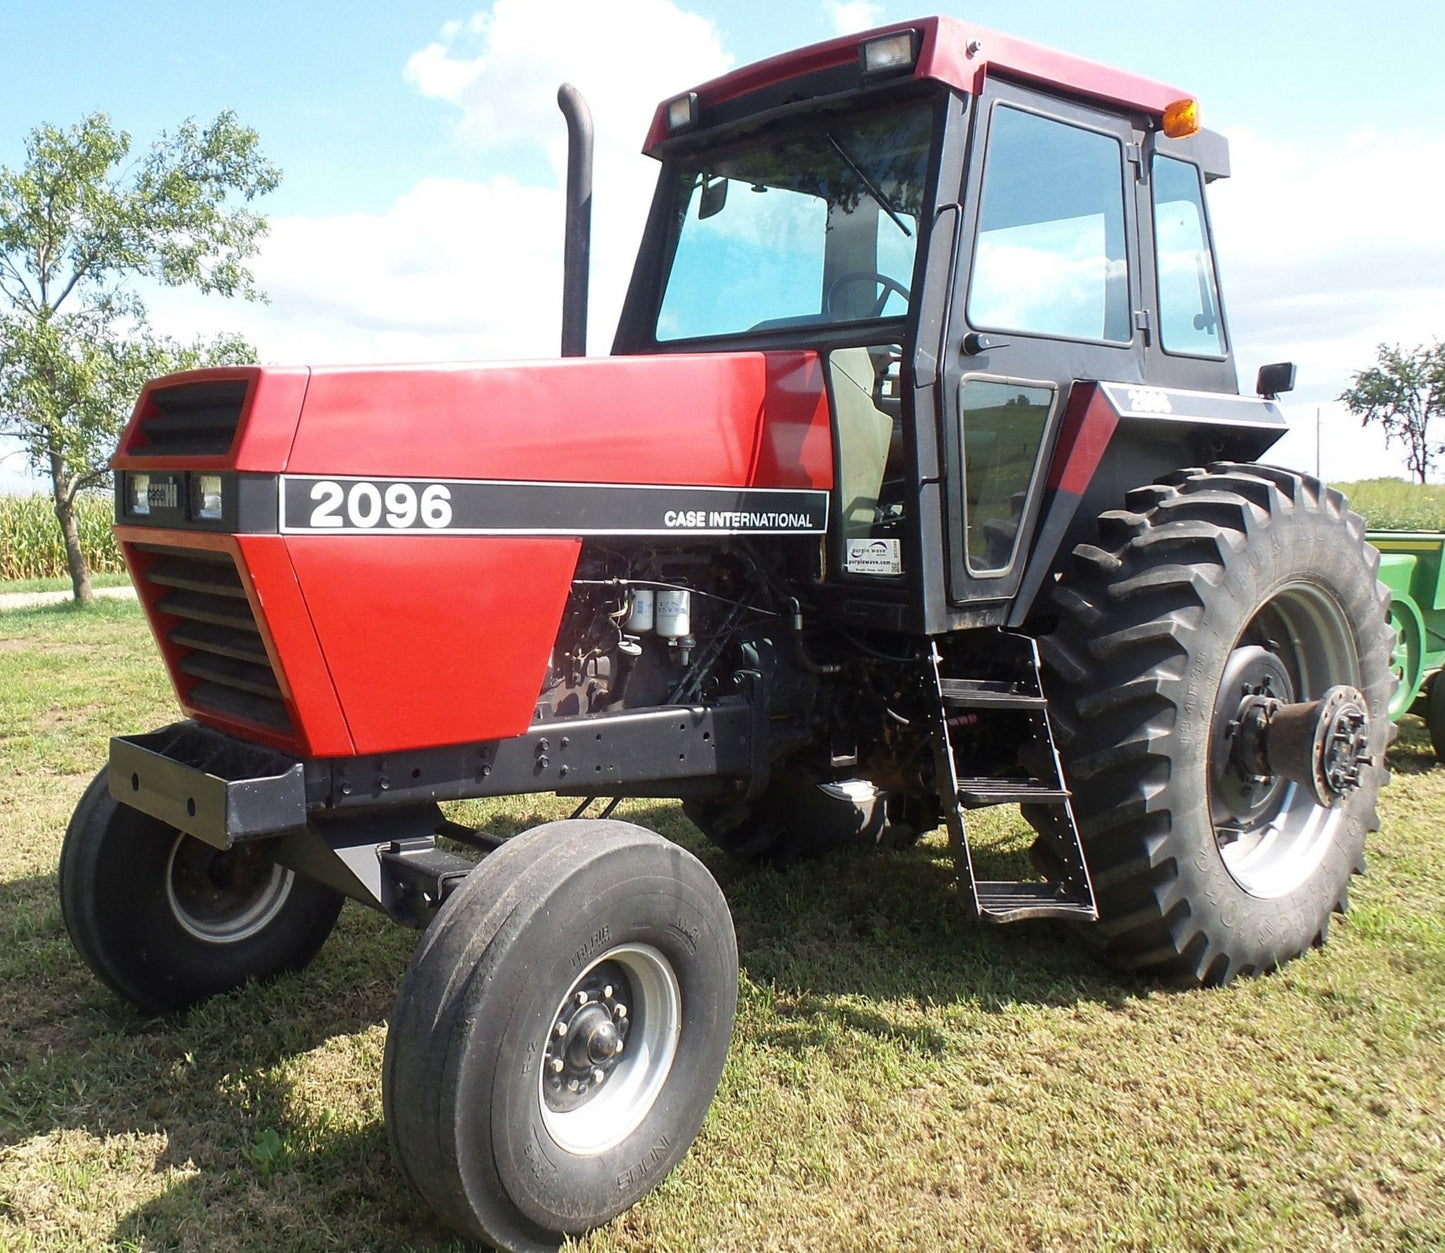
[967,105,1130,343]
[1152,155,1225,356]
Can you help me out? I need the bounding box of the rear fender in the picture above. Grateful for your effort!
[1008,381,1288,628]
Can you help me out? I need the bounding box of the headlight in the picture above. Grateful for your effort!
[129,473,151,516]
[193,474,223,521]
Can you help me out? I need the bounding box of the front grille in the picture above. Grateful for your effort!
[134,380,249,457]
[138,545,294,734]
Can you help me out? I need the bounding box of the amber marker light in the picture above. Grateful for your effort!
[1162,97,1201,139]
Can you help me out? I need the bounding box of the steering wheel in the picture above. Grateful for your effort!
[824,271,911,319]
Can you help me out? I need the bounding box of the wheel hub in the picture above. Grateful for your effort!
[536,942,682,1157]
[165,835,294,944]
[1212,646,1294,829]
[544,962,632,1112]
[1228,684,1371,809]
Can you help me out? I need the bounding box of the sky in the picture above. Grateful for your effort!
[1,0,1442,493]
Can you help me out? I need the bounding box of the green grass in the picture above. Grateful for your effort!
[1335,478,1445,532]
[0,574,133,596]
[2,602,1444,1251]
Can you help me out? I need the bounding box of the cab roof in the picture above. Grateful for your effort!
[644,15,1190,153]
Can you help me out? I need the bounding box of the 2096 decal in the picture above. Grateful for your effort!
[278,475,828,537]
[305,479,454,530]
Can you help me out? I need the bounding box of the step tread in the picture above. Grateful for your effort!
[957,776,1069,807]
[938,677,1046,708]
[974,880,1097,923]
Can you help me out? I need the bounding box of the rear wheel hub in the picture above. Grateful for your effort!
[1206,581,1369,899]
[1227,682,1371,809]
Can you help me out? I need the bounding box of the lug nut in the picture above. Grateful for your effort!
[603,985,614,999]
[576,991,589,1007]
[549,1057,564,1075]
[615,1004,628,1019]
[555,1021,567,1037]
[591,1068,605,1085]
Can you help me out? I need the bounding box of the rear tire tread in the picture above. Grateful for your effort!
[1031,463,1393,986]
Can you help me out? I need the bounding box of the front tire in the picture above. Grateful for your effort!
[383,819,738,1252]
[1036,465,1393,986]
[59,769,345,1012]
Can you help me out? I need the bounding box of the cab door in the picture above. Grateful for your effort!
[940,80,1147,606]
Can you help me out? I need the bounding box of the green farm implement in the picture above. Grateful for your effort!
[1373,531,1445,754]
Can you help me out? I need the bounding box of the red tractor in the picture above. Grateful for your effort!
[61,17,1392,1251]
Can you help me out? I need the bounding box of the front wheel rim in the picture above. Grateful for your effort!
[538,943,681,1156]
[1208,581,1360,899]
[165,835,295,943]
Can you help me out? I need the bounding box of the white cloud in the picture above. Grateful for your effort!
[404,0,730,174]
[824,2,883,35]
[1209,127,1445,482]
[148,176,565,365]
[146,0,733,367]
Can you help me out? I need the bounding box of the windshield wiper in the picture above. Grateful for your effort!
[826,133,912,238]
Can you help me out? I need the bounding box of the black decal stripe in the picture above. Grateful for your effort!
[1100,383,1287,429]
[278,476,829,536]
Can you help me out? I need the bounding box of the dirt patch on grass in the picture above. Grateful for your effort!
[0,638,96,657]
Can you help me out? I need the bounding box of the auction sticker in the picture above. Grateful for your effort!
[846,538,902,575]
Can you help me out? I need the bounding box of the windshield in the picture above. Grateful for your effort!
[654,100,935,342]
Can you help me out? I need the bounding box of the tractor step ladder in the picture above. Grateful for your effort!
[928,641,1098,924]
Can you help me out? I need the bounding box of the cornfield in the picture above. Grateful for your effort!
[1335,478,1445,531]
[0,494,125,582]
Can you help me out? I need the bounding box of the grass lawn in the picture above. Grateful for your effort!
[1,601,1443,1252]
[0,574,133,597]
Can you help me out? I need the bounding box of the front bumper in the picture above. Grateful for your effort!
[109,722,306,851]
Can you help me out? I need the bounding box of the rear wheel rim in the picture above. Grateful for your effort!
[538,943,681,1156]
[1208,582,1359,899]
[164,835,295,943]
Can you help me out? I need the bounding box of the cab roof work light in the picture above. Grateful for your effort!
[664,92,699,134]
[860,30,919,76]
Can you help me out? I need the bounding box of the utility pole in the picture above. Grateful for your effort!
[1315,407,1321,480]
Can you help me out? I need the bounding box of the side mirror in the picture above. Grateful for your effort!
[1256,362,1296,399]
[699,174,728,220]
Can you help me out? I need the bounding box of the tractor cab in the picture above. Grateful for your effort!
[615,18,1249,636]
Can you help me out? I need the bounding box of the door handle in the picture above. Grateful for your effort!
[962,332,1007,356]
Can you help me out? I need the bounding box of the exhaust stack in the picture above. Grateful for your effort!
[557,84,593,357]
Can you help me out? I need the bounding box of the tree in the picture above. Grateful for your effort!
[0,112,279,601]
[1339,341,1445,485]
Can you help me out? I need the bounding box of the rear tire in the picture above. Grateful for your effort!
[383,819,737,1252]
[684,775,886,864]
[1034,465,1393,986]
[59,769,344,1012]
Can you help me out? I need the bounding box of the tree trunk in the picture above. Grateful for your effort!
[50,471,94,605]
